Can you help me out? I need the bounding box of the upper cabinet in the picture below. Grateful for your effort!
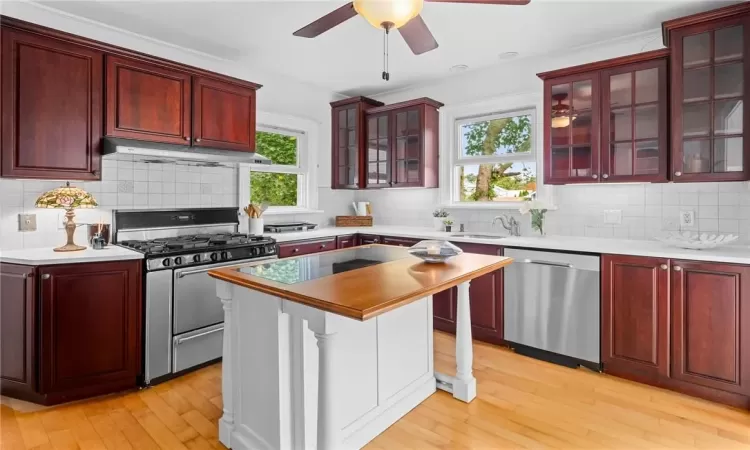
[664,4,750,182]
[106,56,192,145]
[0,17,261,180]
[192,76,257,152]
[331,97,441,190]
[331,97,383,189]
[539,50,670,185]
[1,27,103,180]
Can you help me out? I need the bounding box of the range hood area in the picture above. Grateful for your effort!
[103,138,272,166]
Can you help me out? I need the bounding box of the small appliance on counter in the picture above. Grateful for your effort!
[264,222,318,233]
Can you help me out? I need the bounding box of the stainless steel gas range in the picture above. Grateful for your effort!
[113,208,277,384]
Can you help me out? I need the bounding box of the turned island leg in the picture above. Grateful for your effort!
[216,281,234,448]
[454,281,477,402]
[314,331,339,450]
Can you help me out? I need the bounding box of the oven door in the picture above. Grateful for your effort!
[173,257,275,335]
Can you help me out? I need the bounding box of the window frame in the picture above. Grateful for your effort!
[238,111,320,216]
[440,93,547,209]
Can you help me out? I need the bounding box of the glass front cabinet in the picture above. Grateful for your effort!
[665,6,749,182]
[539,50,670,185]
[330,97,384,189]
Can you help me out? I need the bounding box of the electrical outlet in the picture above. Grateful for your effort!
[679,210,695,228]
[18,214,37,232]
[603,210,622,225]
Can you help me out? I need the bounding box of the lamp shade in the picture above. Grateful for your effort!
[35,182,97,209]
[353,0,424,29]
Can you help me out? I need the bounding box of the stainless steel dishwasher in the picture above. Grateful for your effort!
[503,248,601,370]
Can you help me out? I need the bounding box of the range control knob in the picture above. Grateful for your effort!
[220,251,229,260]
[162,258,172,267]
[257,246,266,255]
[174,256,184,265]
[193,254,202,263]
[267,245,276,254]
[210,252,219,262]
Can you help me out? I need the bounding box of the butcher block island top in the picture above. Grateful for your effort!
[208,244,513,320]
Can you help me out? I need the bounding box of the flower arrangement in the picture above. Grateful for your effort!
[519,200,556,236]
[432,208,449,218]
[432,208,450,231]
[442,218,454,232]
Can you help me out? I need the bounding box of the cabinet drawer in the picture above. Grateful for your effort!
[381,236,420,247]
[278,238,336,258]
[336,234,357,249]
[358,234,381,245]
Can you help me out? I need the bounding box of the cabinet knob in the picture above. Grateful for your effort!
[320,244,327,249]
[293,248,299,253]
[184,136,190,141]
[675,171,682,177]
[660,264,668,270]
[592,174,598,179]
[602,174,609,179]
[674,266,682,272]
[42,274,51,280]
[195,138,201,143]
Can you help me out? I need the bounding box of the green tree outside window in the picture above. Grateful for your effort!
[250,131,299,206]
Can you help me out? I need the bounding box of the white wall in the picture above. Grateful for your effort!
[0,1,352,250]
[355,27,750,243]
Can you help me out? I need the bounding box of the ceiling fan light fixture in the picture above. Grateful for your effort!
[353,0,424,30]
[550,115,571,129]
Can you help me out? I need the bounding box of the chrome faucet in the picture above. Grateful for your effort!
[493,215,520,236]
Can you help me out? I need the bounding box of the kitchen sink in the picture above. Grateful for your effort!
[449,233,507,240]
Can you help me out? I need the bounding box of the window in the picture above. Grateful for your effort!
[453,109,536,204]
[248,127,307,208]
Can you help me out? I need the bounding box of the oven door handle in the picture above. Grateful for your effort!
[176,267,215,278]
[175,325,224,345]
[175,256,278,278]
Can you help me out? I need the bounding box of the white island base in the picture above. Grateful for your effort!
[215,279,476,450]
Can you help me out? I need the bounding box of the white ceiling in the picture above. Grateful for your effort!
[38,0,738,97]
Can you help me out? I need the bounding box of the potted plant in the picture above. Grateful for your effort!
[442,218,454,232]
[432,208,449,231]
[519,200,556,236]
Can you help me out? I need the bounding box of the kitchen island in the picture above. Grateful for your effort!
[209,244,512,450]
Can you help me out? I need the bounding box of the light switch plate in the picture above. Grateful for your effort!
[679,210,695,227]
[18,214,37,232]
[603,210,622,225]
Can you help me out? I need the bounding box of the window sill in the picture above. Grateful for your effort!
[263,208,324,215]
[442,203,525,210]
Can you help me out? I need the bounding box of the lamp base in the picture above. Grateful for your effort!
[53,243,86,252]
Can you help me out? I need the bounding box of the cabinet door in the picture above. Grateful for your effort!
[0,264,37,397]
[336,234,357,249]
[671,260,750,396]
[105,56,191,145]
[193,76,256,152]
[392,107,423,187]
[278,238,336,258]
[358,234,381,245]
[332,105,361,189]
[601,255,669,380]
[1,28,102,180]
[543,73,601,184]
[381,236,420,247]
[671,17,749,181]
[601,58,668,182]
[433,243,504,345]
[39,261,141,398]
[366,113,392,187]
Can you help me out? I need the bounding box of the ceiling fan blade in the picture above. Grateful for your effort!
[425,0,530,4]
[398,15,438,55]
[293,2,357,38]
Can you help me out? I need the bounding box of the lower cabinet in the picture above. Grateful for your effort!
[381,236,420,247]
[433,243,504,345]
[336,234,357,249]
[358,234,381,245]
[0,260,142,405]
[277,238,335,258]
[602,254,750,408]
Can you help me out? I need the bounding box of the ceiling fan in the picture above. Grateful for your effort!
[294,0,530,80]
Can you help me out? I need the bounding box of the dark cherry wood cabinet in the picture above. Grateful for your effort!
[0,260,142,406]
[670,260,750,397]
[381,236,420,247]
[0,264,38,402]
[539,50,670,185]
[278,238,336,258]
[331,97,442,190]
[664,4,750,182]
[358,234,381,245]
[192,76,257,152]
[602,253,750,408]
[432,243,504,345]
[105,55,191,145]
[601,255,669,381]
[331,97,384,189]
[336,234,358,249]
[1,27,103,180]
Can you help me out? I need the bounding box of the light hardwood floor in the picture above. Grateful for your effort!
[2,331,750,449]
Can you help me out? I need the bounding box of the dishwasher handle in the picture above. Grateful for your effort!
[521,258,574,269]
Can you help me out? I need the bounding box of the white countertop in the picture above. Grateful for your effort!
[265,226,750,265]
[0,245,144,266]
